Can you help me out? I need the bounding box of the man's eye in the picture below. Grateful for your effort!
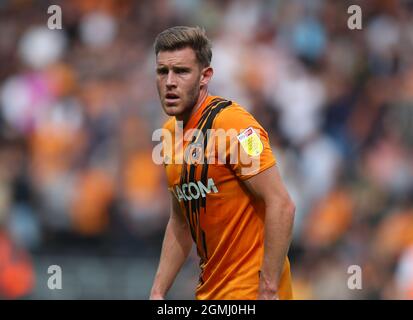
[176,69,189,74]
[157,69,168,75]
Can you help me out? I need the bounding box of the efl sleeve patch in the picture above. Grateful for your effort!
[237,127,264,157]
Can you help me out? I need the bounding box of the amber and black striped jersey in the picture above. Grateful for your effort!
[162,95,292,300]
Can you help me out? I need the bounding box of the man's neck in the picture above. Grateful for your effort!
[177,89,209,127]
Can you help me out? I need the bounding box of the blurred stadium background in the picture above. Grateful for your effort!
[0,0,413,299]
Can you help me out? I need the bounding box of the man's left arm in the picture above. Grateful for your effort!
[243,164,295,300]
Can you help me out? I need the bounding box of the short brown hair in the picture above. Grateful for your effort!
[154,26,212,67]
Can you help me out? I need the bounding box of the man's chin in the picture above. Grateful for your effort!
[164,105,183,116]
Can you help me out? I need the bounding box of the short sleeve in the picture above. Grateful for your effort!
[212,105,276,180]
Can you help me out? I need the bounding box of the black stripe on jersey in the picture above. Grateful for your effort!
[180,163,197,242]
[182,98,225,241]
[180,98,223,245]
[181,97,232,264]
[199,99,232,208]
[200,97,222,117]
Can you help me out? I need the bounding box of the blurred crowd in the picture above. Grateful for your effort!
[0,0,412,299]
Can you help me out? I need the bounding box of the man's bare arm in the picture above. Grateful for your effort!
[149,192,193,299]
[243,165,295,300]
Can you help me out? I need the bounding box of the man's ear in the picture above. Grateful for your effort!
[200,66,213,87]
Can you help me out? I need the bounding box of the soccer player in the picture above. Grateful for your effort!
[149,26,295,300]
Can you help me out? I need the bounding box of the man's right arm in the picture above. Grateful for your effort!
[149,191,193,299]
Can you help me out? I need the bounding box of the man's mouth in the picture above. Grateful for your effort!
[165,93,180,104]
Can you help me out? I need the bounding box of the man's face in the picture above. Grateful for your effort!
[156,47,203,118]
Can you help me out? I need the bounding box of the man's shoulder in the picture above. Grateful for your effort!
[212,99,262,131]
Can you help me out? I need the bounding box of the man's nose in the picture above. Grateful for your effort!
[166,71,177,88]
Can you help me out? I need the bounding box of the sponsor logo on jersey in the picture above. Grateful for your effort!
[237,127,263,157]
[175,178,218,202]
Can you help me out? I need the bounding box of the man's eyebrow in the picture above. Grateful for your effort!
[156,61,191,66]
[173,66,191,70]
[156,65,192,72]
